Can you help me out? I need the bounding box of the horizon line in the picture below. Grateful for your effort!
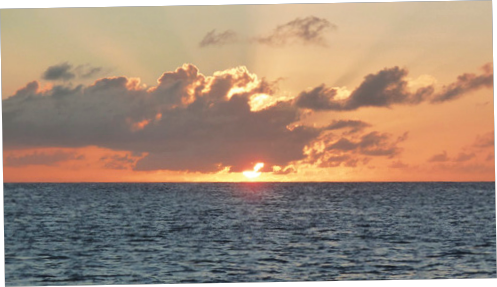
[3,180,496,184]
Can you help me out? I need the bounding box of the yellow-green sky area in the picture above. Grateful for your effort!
[1,1,495,182]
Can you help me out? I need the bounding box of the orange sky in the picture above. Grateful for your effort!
[1,2,494,182]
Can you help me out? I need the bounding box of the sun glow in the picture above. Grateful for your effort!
[249,93,279,112]
[243,162,264,179]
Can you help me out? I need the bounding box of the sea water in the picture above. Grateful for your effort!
[3,182,496,285]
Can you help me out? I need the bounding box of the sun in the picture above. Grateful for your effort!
[243,162,264,180]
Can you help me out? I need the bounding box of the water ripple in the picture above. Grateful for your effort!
[4,182,496,285]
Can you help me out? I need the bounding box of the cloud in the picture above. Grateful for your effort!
[255,16,337,47]
[422,132,494,179]
[427,133,492,165]
[74,64,103,78]
[318,154,355,168]
[100,153,141,170]
[295,63,492,111]
[10,81,40,98]
[272,166,296,175]
[42,62,75,81]
[389,160,409,169]
[324,119,371,134]
[3,64,328,173]
[327,138,357,151]
[473,131,494,149]
[428,151,449,162]
[305,130,406,168]
[396,132,409,143]
[356,132,403,157]
[42,62,103,81]
[4,151,84,167]
[427,162,494,178]
[294,85,340,110]
[431,63,493,103]
[454,152,476,162]
[199,29,238,47]
[19,61,490,175]
[295,67,434,111]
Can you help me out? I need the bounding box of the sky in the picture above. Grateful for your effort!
[1,0,495,182]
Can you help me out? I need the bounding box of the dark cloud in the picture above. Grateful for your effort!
[295,63,492,112]
[328,138,357,151]
[428,151,449,162]
[310,130,406,168]
[324,119,371,134]
[3,64,325,173]
[11,81,40,98]
[133,101,322,173]
[4,151,84,167]
[345,68,430,109]
[20,61,491,174]
[318,155,353,168]
[358,132,403,157]
[293,85,339,111]
[42,62,75,81]
[199,29,238,47]
[431,63,493,103]
[295,67,434,111]
[256,16,336,47]
[326,132,402,157]
[42,62,103,81]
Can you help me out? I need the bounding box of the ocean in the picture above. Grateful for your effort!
[3,182,496,285]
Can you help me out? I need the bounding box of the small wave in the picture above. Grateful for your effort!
[258,257,289,264]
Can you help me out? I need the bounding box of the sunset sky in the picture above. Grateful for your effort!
[1,1,494,182]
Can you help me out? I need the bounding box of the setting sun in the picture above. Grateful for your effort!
[1,2,494,183]
[242,162,264,180]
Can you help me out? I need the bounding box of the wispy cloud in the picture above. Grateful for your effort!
[473,131,494,149]
[42,62,103,81]
[431,63,493,103]
[255,16,337,47]
[100,153,141,170]
[199,29,238,47]
[324,119,371,134]
[4,151,84,167]
[427,132,494,164]
[428,151,449,162]
[389,160,409,169]
[454,152,476,162]
[200,17,336,48]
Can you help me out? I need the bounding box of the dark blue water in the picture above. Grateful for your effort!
[3,182,496,285]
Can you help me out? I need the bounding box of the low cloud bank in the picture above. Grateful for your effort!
[5,61,489,173]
